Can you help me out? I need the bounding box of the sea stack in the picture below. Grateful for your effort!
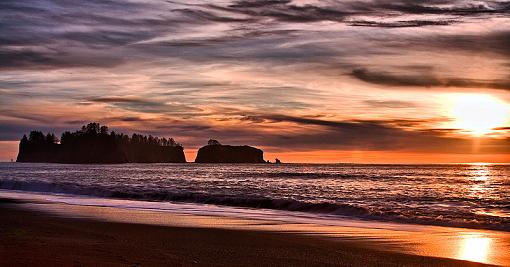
[16,123,186,164]
[194,140,265,163]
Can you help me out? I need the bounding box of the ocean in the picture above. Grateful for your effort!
[1,162,509,231]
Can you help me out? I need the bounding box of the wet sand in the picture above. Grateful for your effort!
[0,198,496,267]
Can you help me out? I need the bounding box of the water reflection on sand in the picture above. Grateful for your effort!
[458,233,491,264]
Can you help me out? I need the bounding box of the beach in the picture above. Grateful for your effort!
[1,193,507,267]
[1,163,510,266]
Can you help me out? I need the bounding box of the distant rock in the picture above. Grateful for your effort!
[195,142,265,163]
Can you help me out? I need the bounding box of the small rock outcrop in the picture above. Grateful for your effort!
[195,140,265,163]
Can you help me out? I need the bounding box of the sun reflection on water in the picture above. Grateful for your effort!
[468,163,492,180]
[467,163,493,199]
[458,233,492,263]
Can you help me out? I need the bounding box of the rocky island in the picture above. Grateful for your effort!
[194,140,265,163]
[16,123,186,164]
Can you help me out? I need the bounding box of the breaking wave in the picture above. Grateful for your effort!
[1,178,509,231]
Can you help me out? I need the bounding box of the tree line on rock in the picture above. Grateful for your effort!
[22,122,181,148]
[17,123,275,164]
[17,123,185,164]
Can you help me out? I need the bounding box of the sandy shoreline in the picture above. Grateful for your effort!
[0,196,501,267]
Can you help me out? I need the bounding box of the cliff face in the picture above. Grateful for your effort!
[16,123,186,164]
[194,145,265,163]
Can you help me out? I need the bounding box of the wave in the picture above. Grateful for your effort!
[229,172,375,179]
[228,171,490,180]
[1,179,509,231]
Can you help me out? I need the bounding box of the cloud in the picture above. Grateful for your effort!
[173,8,254,23]
[0,48,125,71]
[2,0,510,73]
[216,0,350,23]
[1,0,510,160]
[0,0,182,69]
[340,0,510,18]
[2,112,509,155]
[0,122,70,141]
[239,114,510,154]
[87,97,143,103]
[352,68,441,87]
[351,68,510,90]
[428,31,510,57]
[208,0,510,26]
[86,96,203,115]
[363,100,417,108]
[347,20,458,28]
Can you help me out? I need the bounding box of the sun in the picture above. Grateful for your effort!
[447,94,509,135]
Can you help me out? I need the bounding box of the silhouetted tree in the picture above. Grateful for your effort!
[20,135,28,147]
[45,133,57,144]
[100,125,109,135]
[60,131,73,145]
[168,138,179,146]
[82,122,100,135]
[17,123,186,163]
[29,131,45,144]
[208,139,221,146]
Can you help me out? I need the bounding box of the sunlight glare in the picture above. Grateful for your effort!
[470,163,490,181]
[448,94,509,135]
[458,234,491,263]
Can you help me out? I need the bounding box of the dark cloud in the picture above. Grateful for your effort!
[228,0,292,9]
[0,48,125,70]
[0,0,178,69]
[213,0,350,23]
[93,116,149,123]
[240,114,510,153]
[428,31,510,57]
[352,68,442,87]
[209,0,510,25]
[352,68,510,90]
[348,20,457,28]
[117,116,146,122]
[2,113,509,155]
[88,97,143,103]
[2,0,510,72]
[0,50,52,68]
[343,0,510,16]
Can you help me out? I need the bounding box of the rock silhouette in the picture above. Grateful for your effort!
[16,123,186,164]
[195,140,265,163]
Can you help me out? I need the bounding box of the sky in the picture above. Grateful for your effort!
[1,0,510,163]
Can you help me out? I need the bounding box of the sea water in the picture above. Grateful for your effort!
[0,162,509,231]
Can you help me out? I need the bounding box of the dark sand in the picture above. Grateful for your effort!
[0,199,494,267]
